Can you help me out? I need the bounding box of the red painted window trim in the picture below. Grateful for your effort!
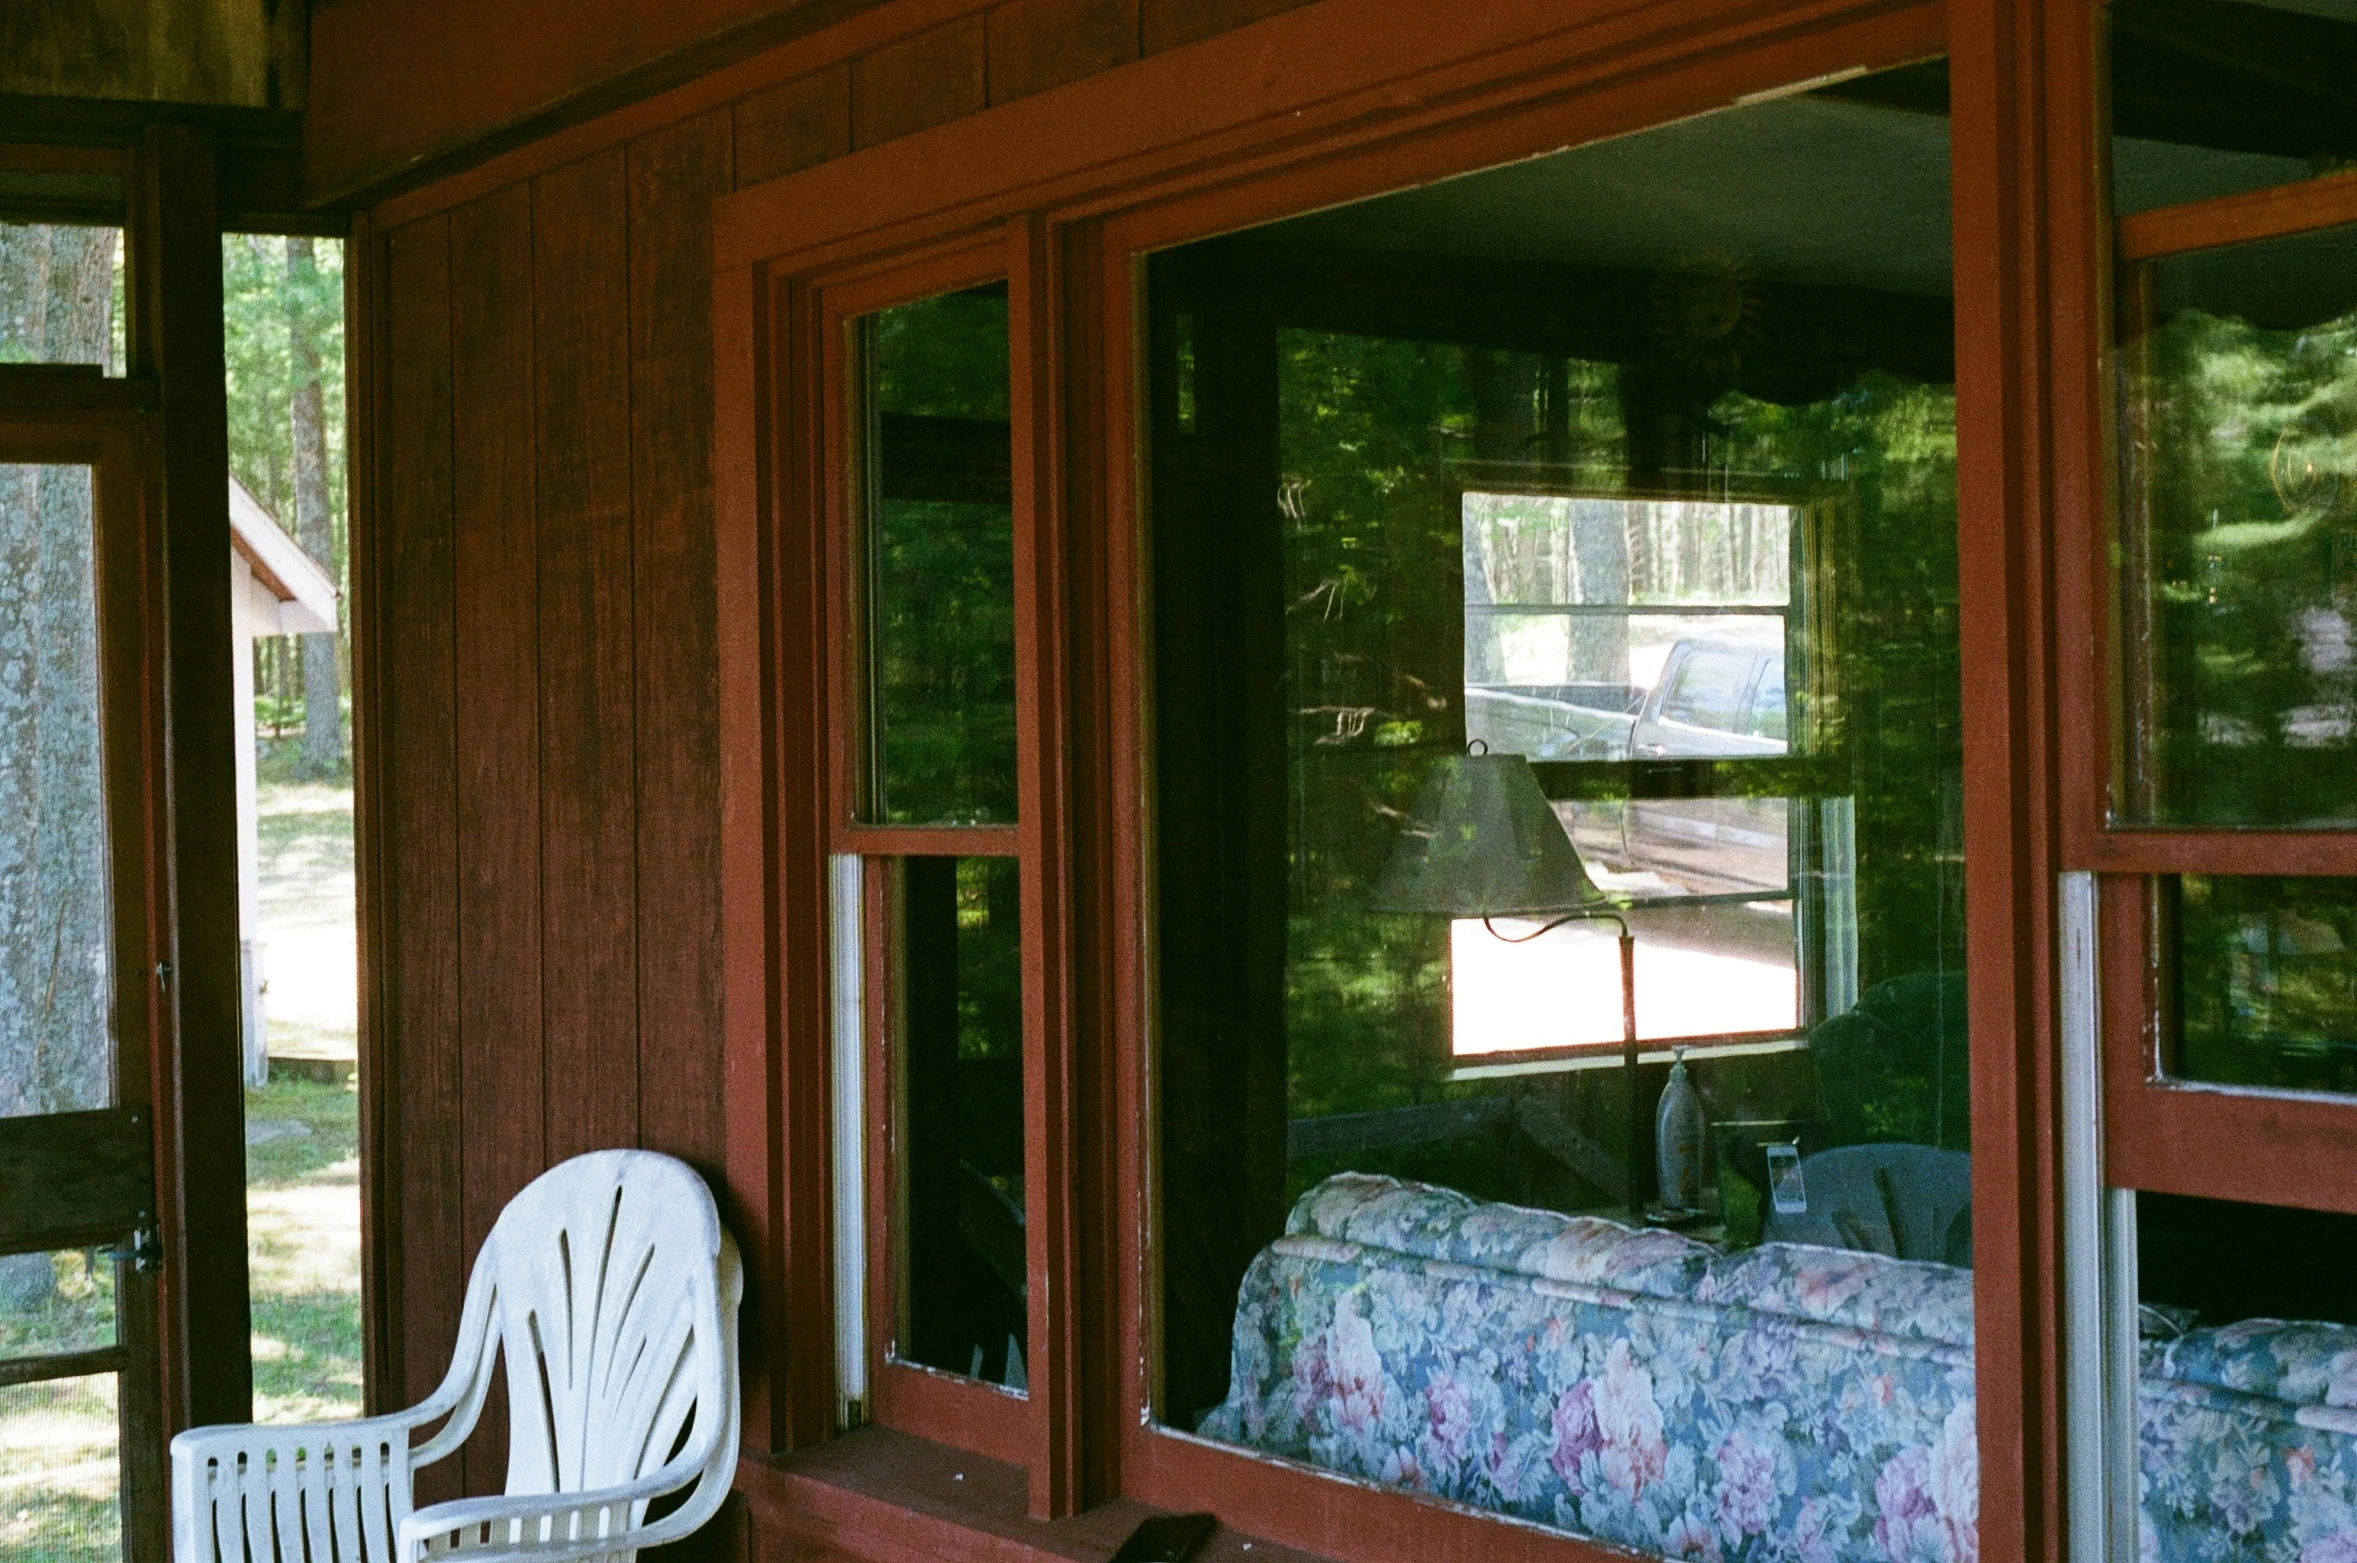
[715,2,2096,1559]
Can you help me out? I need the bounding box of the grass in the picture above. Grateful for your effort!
[0,783,362,1561]
[245,1075,364,1424]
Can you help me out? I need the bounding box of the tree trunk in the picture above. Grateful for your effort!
[0,224,118,1146]
[285,236,343,777]
[1463,350,1540,687]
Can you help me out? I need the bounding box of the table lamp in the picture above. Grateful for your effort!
[1372,744,1647,1217]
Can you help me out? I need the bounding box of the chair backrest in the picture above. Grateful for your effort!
[1808,972,1971,1152]
[469,1151,741,1507]
[1761,1142,1973,1265]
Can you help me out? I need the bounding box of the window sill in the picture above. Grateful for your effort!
[734,1426,1322,1563]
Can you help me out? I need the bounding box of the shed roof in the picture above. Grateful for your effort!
[230,478,338,635]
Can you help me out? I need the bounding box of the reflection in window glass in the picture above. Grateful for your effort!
[2133,1192,2357,1561]
[2169,875,2357,1095]
[1152,64,1971,1562]
[2108,0,2357,216]
[863,285,1016,825]
[0,464,114,1122]
[892,855,1026,1391]
[1462,491,1793,763]
[2118,225,2357,825]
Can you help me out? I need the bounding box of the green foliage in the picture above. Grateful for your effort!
[2139,301,2357,823]
[222,235,346,564]
[872,285,1009,419]
[1270,330,1966,1164]
[874,497,1017,823]
[954,856,1023,1064]
[869,285,1018,823]
[2176,875,2357,1095]
[1712,376,1964,996]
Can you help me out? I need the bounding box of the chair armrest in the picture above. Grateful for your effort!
[395,1455,703,1563]
[171,1408,443,1463]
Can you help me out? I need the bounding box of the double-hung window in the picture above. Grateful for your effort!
[2061,5,2357,1560]
[711,3,2357,1561]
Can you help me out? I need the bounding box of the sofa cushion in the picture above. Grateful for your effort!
[1286,1173,1713,1302]
[1696,1240,1977,1350]
[2147,1318,2357,1419]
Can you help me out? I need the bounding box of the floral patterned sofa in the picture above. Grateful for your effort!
[1198,1174,2357,1562]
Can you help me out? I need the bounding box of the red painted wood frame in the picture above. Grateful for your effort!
[2060,146,2357,1213]
[820,233,1087,1474]
[717,0,2094,1558]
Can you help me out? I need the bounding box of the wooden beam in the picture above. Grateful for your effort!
[132,122,253,1435]
[2117,169,2357,263]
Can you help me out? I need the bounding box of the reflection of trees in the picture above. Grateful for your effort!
[869,287,1016,823]
[2177,876,2357,1096]
[2136,301,2357,822]
[0,224,117,1120]
[1276,330,1963,1133]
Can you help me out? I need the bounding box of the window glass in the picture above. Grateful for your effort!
[0,462,114,1121]
[862,285,1016,825]
[1150,62,1972,1561]
[1,222,126,375]
[890,855,1026,1392]
[2108,0,2357,217]
[2116,224,2357,825]
[2132,1192,2357,1560]
[2164,874,2357,1095]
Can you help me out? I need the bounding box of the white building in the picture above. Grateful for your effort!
[227,478,338,1087]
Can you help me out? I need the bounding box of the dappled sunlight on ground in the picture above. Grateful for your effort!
[248,784,364,1423]
[0,1375,120,1563]
[257,782,359,1062]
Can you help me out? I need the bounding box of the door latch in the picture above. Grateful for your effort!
[108,1219,161,1275]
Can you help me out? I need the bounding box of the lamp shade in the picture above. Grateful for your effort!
[1370,749,1604,917]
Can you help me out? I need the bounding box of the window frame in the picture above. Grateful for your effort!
[1450,465,1857,1056]
[2067,35,2357,1218]
[807,237,1077,1466]
[714,1,2085,1559]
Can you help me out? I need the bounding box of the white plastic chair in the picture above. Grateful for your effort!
[172,1150,742,1563]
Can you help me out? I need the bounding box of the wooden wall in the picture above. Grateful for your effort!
[367,114,738,1500]
[308,0,1321,204]
[356,0,1317,1507]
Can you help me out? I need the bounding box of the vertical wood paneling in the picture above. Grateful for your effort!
[628,112,733,1177]
[986,0,1135,104]
[378,211,465,1500]
[1138,0,1312,55]
[532,149,643,1163]
[448,183,545,1490]
[356,0,1363,1511]
[850,17,987,150]
[732,68,851,189]
[450,183,546,1234]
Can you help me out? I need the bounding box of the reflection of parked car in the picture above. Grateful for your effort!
[1631,632,1786,759]
[1466,628,1793,896]
[1464,629,1787,764]
[1462,681,1642,761]
[1567,791,1788,897]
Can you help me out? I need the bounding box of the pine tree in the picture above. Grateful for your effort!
[284,236,343,776]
